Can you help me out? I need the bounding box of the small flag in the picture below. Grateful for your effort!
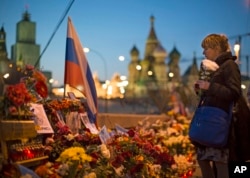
[64,17,98,123]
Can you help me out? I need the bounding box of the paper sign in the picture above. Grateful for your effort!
[115,124,128,135]
[79,113,99,134]
[30,103,54,134]
[99,125,111,144]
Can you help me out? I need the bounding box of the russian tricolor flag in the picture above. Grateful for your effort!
[64,17,98,123]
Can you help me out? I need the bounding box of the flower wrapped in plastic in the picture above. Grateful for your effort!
[197,59,219,96]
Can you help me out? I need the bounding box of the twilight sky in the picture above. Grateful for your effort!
[1,0,250,86]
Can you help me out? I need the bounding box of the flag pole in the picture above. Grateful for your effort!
[64,17,98,123]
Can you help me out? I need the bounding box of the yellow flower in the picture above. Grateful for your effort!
[56,147,92,164]
[135,155,144,161]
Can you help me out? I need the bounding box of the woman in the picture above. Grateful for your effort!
[194,34,241,178]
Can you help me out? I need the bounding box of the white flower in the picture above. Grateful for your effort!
[99,144,110,159]
[202,59,219,71]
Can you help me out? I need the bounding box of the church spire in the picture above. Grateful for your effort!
[144,15,159,58]
[147,15,158,42]
[0,26,8,59]
[22,10,31,21]
[22,3,31,21]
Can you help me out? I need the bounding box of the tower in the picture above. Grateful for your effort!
[0,26,26,94]
[128,45,140,84]
[11,10,40,68]
[140,15,160,83]
[0,26,11,95]
[168,46,181,84]
[152,43,168,89]
[126,16,169,99]
[126,45,142,98]
[0,26,8,60]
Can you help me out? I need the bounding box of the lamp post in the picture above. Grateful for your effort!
[231,34,250,100]
[230,33,250,70]
[234,40,240,65]
[83,47,108,113]
[118,56,142,112]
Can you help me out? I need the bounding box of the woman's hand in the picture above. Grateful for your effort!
[195,80,210,90]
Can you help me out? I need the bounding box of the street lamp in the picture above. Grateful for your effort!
[119,56,143,110]
[118,55,125,61]
[168,72,175,91]
[83,47,108,113]
[234,40,240,65]
[230,33,250,69]
[118,56,142,88]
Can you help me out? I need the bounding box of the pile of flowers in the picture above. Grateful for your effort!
[44,98,86,121]
[1,64,48,119]
[33,112,196,178]
[136,116,195,177]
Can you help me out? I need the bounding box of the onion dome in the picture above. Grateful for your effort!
[130,45,139,56]
[169,46,181,59]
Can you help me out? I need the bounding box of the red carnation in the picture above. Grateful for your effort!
[35,80,48,98]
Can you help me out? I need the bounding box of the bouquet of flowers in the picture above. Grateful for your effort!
[196,59,219,97]
[1,65,48,119]
[199,59,219,81]
[55,147,93,178]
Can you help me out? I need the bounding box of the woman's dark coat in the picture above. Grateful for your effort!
[201,52,241,114]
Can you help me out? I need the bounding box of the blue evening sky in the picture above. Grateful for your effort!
[1,0,250,86]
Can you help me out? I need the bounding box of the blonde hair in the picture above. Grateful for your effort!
[201,34,231,52]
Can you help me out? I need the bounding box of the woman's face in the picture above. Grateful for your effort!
[203,47,220,61]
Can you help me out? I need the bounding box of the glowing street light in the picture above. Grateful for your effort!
[118,55,125,61]
[230,33,250,68]
[234,40,241,64]
[168,72,174,78]
[3,73,9,79]
[136,64,142,71]
[148,70,153,76]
